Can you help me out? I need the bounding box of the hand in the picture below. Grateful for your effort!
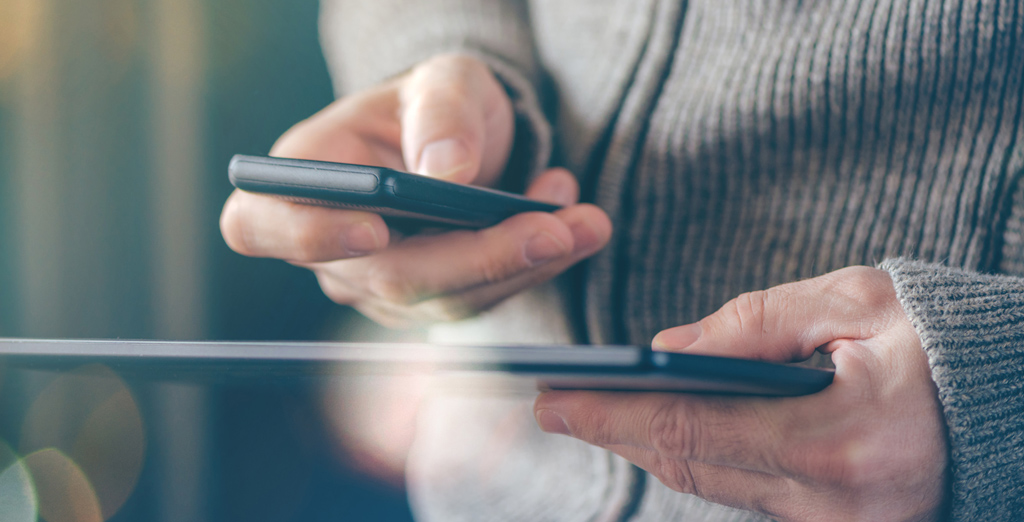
[220,54,611,328]
[533,267,949,521]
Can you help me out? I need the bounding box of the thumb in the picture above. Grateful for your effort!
[399,55,514,186]
[652,266,900,363]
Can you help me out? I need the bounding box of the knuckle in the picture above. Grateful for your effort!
[365,262,420,306]
[752,479,801,521]
[316,273,355,306]
[477,218,563,280]
[833,441,886,490]
[792,435,876,489]
[646,400,699,459]
[720,290,771,335]
[472,251,524,286]
[811,449,858,487]
[826,266,900,331]
[831,266,893,306]
[654,458,698,496]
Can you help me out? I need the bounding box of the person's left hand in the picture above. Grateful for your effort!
[533,266,949,521]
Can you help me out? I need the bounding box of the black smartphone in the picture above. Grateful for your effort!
[228,154,561,229]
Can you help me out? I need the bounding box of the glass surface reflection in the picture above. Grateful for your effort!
[19,365,145,521]
[0,440,36,522]
[0,0,416,517]
[23,448,102,522]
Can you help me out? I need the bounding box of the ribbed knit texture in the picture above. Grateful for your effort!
[885,259,1024,521]
[320,1,1024,520]
[585,0,1024,346]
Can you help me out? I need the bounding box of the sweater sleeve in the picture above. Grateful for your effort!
[318,0,552,181]
[880,258,1024,521]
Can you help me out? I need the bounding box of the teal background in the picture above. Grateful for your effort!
[0,0,411,520]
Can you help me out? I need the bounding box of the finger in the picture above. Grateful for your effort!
[604,444,793,517]
[299,169,601,324]
[336,228,600,327]
[269,86,405,169]
[652,266,902,362]
[534,391,793,477]
[524,167,579,207]
[312,203,610,326]
[220,190,389,262]
[431,168,594,313]
[400,54,514,186]
[403,206,610,322]
[319,204,610,306]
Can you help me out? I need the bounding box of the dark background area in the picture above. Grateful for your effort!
[0,0,414,519]
[205,0,340,342]
[204,3,412,520]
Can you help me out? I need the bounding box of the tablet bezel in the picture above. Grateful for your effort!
[0,339,833,396]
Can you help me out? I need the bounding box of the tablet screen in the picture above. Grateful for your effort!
[0,339,833,396]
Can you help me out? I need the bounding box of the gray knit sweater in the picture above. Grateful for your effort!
[320,1,1024,520]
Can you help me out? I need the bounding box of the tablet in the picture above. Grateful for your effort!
[0,339,833,396]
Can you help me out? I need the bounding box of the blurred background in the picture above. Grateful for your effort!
[0,0,416,519]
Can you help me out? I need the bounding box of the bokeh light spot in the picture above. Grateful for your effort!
[23,449,102,522]
[20,365,146,520]
[71,388,145,518]
[323,375,427,486]
[0,440,37,522]
[0,0,36,81]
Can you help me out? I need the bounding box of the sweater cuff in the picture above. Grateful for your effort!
[474,52,552,190]
[880,258,1024,521]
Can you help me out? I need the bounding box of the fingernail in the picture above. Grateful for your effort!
[536,409,571,436]
[343,222,382,256]
[652,323,702,351]
[569,220,603,254]
[524,232,570,266]
[418,138,471,179]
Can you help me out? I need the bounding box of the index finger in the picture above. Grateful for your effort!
[534,390,797,478]
[220,189,389,262]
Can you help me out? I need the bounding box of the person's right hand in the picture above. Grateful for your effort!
[220,54,612,328]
